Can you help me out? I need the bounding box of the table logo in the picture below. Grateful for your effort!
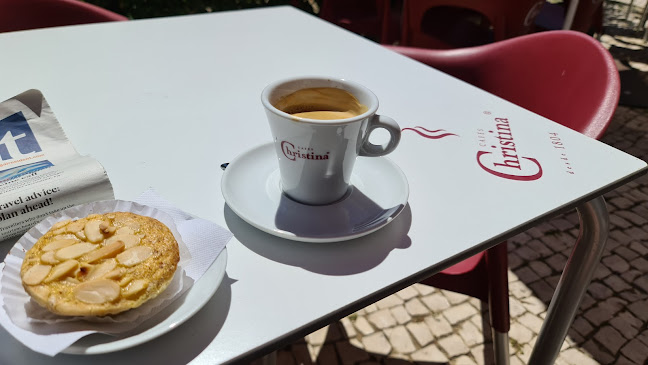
[281,141,329,161]
[476,117,543,181]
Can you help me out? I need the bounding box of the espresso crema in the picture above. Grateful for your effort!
[274,87,368,120]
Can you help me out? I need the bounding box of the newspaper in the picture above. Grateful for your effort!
[0,89,114,241]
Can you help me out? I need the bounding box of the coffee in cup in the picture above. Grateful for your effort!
[262,77,401,205]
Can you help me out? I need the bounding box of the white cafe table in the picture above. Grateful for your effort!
[0,6,645,365]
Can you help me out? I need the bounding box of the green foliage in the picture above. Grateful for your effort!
[86,0,319,19]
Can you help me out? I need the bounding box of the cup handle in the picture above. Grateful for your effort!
[359,114,401,157]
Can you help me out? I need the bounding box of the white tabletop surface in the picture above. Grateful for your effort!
[0,6,645,364]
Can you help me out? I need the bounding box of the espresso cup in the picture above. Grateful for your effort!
[261,77,401,205]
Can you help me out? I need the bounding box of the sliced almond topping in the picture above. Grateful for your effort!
[84,220,106,243]
[22,264,52,285]
[116,227,135,235]
[99,222,116,235]
[55,242,97,260]
[44,260,79,283]
[85,259,118,281]
[52,219,71,230]
[83,240,125,263]
[42,238,77,252]
[75,230,87,240]
[116,246,153,267]
[66,220,86,233]
[119,276,132,287]
[126,222,140,231]
[52,228,65,235]
[106,234,139,249]
[74,279,120,304]
[40,251,59,264]
[65,277,80,284]
[103,267,124,280]
[122,279,149,298]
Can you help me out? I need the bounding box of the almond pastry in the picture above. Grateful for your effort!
[20,212,180,317]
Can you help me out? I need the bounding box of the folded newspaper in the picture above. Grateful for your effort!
[0,90,114,241]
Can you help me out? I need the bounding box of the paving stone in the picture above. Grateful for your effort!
[509,322,534,345]
[610,214,633,228]
[594,325,626,354]
[389,305,412,325]
[443,302,479,325]
[412,283,436,296]
[625,226,648,241]
[609,196,634,209]
[403,297,430,317]
[520,295,546,315]
[375,294,405,310]
[518,313,545,333]
[546,253,568,272]
[571,317,594,337]
[454,355,478,365]
[509,280,533,299]
[587,281,614,300]
[410,343,449,363]
[616,210,648,225]
[621,339,648,364]
[306,326,329,346]
[529,260,553,277]
[621,269,643,283]
[629,240,648,255]
[528,279,555,303]
[367,309,397,329]
[424,315,453,337]
[603,274,632,292]
[340,317,357,338]
[509,296,527,318]
[458,319,484,347]
[602,254,631,273]
[515,245,542,261]
[421,292,451,313]
[395,286,419,301]
[469,344,487,365]
[360,332,392,356]
[508,252,524,270]
[610,311,643,339]
[628,299,648,321]
[630,256,648,272]
[353,316,375,335]
[615,245,640,261]
[558,348,600,365]
[385,325,416,354]
[405,321,434,347]
[442,290,470,305]
[438,334,470,358]
[513,266,541,283]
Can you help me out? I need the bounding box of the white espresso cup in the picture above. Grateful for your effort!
[261,76,401,205]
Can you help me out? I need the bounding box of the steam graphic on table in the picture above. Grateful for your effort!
[401,126,458,139]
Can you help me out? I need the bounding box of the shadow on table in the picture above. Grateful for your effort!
[224,203,412,276]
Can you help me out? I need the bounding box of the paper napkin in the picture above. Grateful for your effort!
[0,190,232,356]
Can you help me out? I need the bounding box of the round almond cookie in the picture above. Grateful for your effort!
[20,212,180,317]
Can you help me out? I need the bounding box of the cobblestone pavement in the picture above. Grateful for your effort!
[253,2,648,364]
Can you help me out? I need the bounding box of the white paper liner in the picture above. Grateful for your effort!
[1,200,192,332]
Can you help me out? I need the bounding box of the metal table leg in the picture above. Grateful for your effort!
[528,196,609,365]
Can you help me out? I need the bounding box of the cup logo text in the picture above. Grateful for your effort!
[281,141,330,161]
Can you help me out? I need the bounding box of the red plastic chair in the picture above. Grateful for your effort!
[385,30,619,364]
[317,0,397,44]
[401,0,546,48]
[0,0,127,33]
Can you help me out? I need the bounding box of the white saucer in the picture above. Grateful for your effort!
[221,143,409,243]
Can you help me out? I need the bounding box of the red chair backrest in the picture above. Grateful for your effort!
[401,0,545,48]
[0,0,127,33]
[318,0,392,43]
[386,31,619,139]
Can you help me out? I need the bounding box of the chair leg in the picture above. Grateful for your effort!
[492,329,510,365]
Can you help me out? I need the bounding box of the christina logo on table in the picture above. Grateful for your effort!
[281,141,330,161]
[476,116,543,181]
